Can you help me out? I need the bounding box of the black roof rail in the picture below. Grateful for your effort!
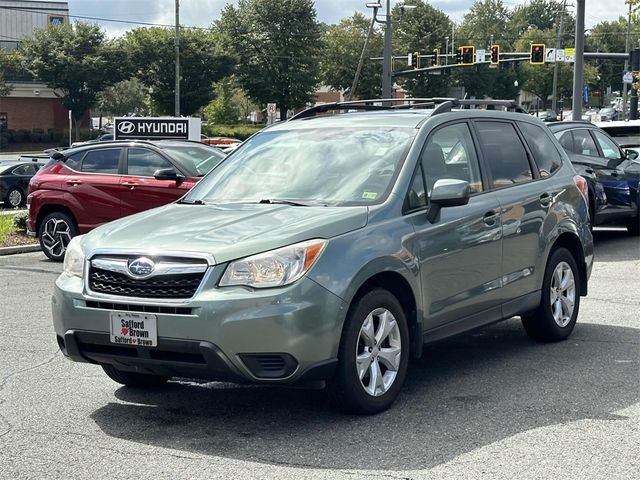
[290,97,528,120]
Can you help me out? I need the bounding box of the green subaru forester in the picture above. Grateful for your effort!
[53,100,593,414]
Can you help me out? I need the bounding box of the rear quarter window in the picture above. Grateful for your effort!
[518,123,562,177]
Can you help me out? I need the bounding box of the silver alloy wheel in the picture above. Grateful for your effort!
[550,261,576,328]
[8,189,22,207]
[356,307,401,397]
[41,217,72,259]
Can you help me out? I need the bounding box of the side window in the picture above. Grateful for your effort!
[406,164,427,211]
[555,131,576,154]
[80,149,120,174]
[571,129,599,157]
[476,121,533,188]
[592,131,622,160]
[421,123,483,194]
[12,164,37,176]
[519,122,562,177]
[63,152,84,171]
[127,148,173,177]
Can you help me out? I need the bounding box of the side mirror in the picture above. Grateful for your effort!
[625,149,639,161]
[153,168,185,182]
[427,179,470,223]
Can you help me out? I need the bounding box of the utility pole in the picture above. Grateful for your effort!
[174,0,180,117]
[381,0,393,100]
[348,6,378,101]
[572,0,585,120]
[623,1,633,121]
[552,0,566,115]
[630,49,639,120]
[445,36,449,65]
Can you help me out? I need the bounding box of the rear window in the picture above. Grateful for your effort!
[600,125,640,146]
[518,123,562,177]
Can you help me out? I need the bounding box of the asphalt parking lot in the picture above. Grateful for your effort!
[0,228,638,480]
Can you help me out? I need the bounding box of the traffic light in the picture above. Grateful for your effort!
[408,51,420,69]
[490,45,499,65]
[432,48,439,67]
[456,47,463,64]
[461,46,475,65]
[530,44,545,64]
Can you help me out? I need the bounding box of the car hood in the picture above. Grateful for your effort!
[82,203,369,263]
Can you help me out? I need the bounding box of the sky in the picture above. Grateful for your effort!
[64,0,630,37]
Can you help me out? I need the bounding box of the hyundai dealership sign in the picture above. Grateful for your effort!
[113,117,201,141]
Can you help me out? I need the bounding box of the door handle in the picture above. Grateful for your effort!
[539,192,552,206]
[66,180,82,186]
[483,210,500,226]
[122,182,138,189]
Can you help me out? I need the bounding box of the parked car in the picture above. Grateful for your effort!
[595,107,619,122]
[533,110,558,122]
[0,160,45,208]
[200,135,242,148]
[548,121,640,235]
[27,140,226,261]
[52,100,593,414]
[70,133,114,149]
[596,120,640,153]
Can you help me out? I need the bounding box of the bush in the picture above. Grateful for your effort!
[31,132,46,143]
[202,124,264,141]
[18,129,31,142]
[48,128,64,143]
[12,211,28,230]
[0,135,7,149]
[11,130,26,143]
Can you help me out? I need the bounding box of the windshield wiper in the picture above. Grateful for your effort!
[258,198,326,207]
[177,199,206,205]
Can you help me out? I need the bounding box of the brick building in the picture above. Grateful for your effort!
[0,0,87,132]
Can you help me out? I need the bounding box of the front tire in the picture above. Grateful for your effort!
[102,364,169,388]
[39,211,78,262]
[626,209,640,236]
[522,247,580,342]
[327,288,410,414]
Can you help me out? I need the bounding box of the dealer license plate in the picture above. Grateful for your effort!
[110,312,157,347]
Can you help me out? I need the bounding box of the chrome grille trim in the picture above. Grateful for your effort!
[91,257,208,279]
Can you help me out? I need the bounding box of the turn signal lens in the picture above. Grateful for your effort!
[573,175,588,202]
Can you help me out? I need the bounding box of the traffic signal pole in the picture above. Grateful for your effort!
[572,0,585,121]
[381,0,393,102]
[630,49,639,120]
[551,0,567,115]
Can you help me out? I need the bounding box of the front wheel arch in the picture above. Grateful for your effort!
[547,232,588,297]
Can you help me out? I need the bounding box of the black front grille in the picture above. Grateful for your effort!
[85,301,193,315]
[89,267,204,299]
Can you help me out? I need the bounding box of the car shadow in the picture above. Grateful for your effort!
[90,319,639,471]
[592,227,639,262]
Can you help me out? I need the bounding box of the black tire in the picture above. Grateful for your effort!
[521,247,581,342]
[39,211,78,262]
[626,210,639,236]
[327,288,410,414]
[4,187,24,208]
[101,364,169,388]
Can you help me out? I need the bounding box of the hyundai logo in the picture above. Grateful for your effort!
[127,257,155,277]
[117,121,136,134]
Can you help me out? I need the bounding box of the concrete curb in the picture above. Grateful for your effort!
[0,244,41,256]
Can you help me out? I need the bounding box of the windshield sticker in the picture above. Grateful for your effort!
[362,191,378,200]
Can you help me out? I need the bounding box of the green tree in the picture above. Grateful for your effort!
[320,13,383,100]
[122,27,234,116]
[0,51,24,97]
[96,78,148,116]
[392,1,453,97]
[21,23,125,139]
[216,0,322,120]
[506,0,574,46]
[203,79,241,124]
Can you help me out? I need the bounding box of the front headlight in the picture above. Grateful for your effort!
[63,235,85,278]
[219,239,326,288]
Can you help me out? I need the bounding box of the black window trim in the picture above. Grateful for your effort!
[471,119,537,192]
[403,162,429,214]
[588,128,624,161]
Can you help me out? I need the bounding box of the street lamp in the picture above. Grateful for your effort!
[368,0,416,101]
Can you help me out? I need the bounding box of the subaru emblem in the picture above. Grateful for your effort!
[127,257,155,277]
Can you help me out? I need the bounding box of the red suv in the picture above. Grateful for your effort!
[27,140,226,261]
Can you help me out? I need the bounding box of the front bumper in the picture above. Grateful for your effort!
[52,274,347,384]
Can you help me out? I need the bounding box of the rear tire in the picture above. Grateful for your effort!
[5,187,24,208]
[522,247,580,342]
[626,210,640,236]
[39,211,78,262]
[327,288,409,414]
[102,364,169,388]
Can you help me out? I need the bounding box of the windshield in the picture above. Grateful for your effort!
[159,144,226,176]
[182,127,416,206]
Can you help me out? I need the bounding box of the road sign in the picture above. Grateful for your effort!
[546,48,557,63]
[267,103,277,114]
[556,49,565,62]
[564,48,575,63]
[623,71,633,84]
[476,49,485,64]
